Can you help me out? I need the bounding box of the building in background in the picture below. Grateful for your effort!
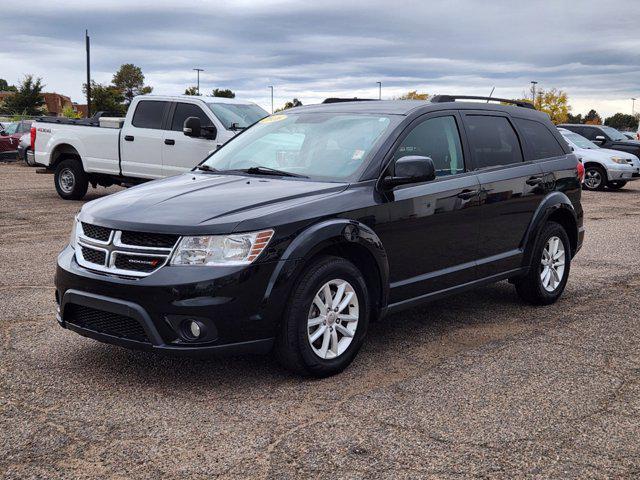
[0,91,78,117]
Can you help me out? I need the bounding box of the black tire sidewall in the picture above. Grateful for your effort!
[530,222,571,303]
[285,257,370,376]
[54,159,88,200]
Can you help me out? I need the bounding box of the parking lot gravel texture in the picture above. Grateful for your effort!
[1,162,639,478]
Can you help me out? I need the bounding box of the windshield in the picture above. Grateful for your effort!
[600,126,627,141]
[207,103,268,130]
[2,123,18,135]
[202,113,396,181]
[562,131,598,149]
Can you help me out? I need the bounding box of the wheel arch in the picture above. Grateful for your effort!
[50,143,83,170]
[264,219,390,320]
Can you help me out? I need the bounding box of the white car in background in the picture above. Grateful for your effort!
[558,128,640,191]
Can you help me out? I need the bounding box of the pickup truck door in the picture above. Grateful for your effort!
[161,102,223,176]
[120,100,171,179]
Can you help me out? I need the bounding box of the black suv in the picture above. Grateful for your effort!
[559,123,640,157]
[56,95,584,376]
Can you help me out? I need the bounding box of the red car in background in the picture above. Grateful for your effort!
[0,120,33,159]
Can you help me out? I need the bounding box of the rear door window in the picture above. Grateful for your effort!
[514,118,564,160]
[464,115,523,169]
[170,103,213,131]
[131,101,169,129]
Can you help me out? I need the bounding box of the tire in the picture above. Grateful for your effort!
[515,221,571,305]
[608,180,627,190]
[582,165,607,191]
[54,158,88,200]
[275,255,370,377]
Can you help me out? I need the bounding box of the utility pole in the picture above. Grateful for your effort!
[632,98,636,115]
[376,81,382,100]
[193,68,204,95]
[85,30,91,118]
[268,85,274,113]
[530,81,538,106]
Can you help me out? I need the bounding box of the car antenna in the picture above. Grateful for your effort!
[487,87,495,103]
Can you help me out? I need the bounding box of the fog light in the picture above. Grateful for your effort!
[189,320,201,338]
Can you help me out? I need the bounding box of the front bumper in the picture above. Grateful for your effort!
[55,246,301,355]
[607,165,640,181]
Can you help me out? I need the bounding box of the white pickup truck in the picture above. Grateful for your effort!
[32,95,268,199]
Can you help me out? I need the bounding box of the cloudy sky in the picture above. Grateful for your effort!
[2,0,639,117]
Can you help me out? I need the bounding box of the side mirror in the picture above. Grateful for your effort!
[183,116,201,137]
[201,125,217,140]
[594,135,606,144]
[382,155,436,188]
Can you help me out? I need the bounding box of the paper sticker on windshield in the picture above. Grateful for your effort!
[352,149,365,160]
[260,114,287,124]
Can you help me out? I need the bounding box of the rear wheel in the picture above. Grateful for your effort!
[608,180,627,190]
[515,221,571,305]
[54,158,88,200]
[275,256,370,377]
[583,165,607,191]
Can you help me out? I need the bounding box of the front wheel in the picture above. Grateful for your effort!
[275,256,370,377]
[608,180,627,190]
[515,222,571,305]
[54,158,88,200]
[582,165,607,191]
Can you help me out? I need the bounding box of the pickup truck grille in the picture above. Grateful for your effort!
[75,222,180,278]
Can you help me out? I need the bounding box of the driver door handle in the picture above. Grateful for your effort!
[457,189,479,200]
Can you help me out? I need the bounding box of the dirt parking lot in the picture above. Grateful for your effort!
[1,162,639,479]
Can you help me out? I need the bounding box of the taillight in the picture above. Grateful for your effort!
[576,160,585,183]
[30,126,36,151]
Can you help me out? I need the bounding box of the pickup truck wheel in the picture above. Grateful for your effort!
[582,165,607,191]
[607,181,627,190]
[54,159,88,200]
[275,255,370,377]
[515,221,571,305]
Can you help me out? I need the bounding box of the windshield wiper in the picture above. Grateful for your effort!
[195,164,218,172]
[243,166,308,178]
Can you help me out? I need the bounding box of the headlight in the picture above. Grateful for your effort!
[611,157,628,164]
[69,216,79,249]
[170,229,274,266]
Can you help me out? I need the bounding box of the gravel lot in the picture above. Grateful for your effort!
[1,162,639,479]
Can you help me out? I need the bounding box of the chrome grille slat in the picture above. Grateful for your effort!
[75,222,180,278]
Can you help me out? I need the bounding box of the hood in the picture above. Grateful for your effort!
[598,147,639,162]
[81,172,348,234]
[574,146,640,164]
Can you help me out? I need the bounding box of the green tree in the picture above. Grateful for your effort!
[184,86,198,96]
[604,113,638,131]
[0,78,17,92]
[112,64,153,104]
[275,98,302,112]
[566,113,583,124]
[0,75,46,115]
[212,88,235,98]
[584,109,602,125]
[395,90,430,100]
[61,106,82,119]
[83,81,126,116]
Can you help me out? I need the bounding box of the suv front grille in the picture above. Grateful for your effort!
[76,222,180,278]
[81,222,112,242]
[64,304,149,342]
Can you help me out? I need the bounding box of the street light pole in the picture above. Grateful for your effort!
[631,98,636,115]
[268,85,274,113]
[85,30,91,118]
[193,68,204,95]
[376,81,382,100]
[530,81,538,105]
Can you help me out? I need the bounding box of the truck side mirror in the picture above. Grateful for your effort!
[183,117,201,137]
[594,135,606,145]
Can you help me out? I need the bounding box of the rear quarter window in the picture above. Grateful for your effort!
[464,115,523,169]
[514,118,565,160]
[131,101,168,129]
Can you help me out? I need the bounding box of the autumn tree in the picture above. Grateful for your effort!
[604,113,638,131]
[395,90,430,100]
[584,109,602,125]
[212,88,235,98]
[184,86,198,96]
[112,64,153,104]
[529,88,571,124]
[276,98,303,111]
[83,81,126,116]
[0,75,46,115]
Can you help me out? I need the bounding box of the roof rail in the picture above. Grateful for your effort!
[322,97,378,104]
[430,95,536,109]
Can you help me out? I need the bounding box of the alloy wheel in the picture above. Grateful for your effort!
[540,236,565,292]
[584,168,602,190]
[307,278,359,359]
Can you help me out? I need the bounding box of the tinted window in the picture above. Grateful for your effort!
[514,118,564,159]
[465,115,523,169]
[171,103,213,131]
[580,127,599,141]
[131,101,168,129]
[393,116,464,177]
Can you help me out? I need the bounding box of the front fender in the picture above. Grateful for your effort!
[262,219,390,311]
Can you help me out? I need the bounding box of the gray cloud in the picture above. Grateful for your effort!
[2,0,639,116]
